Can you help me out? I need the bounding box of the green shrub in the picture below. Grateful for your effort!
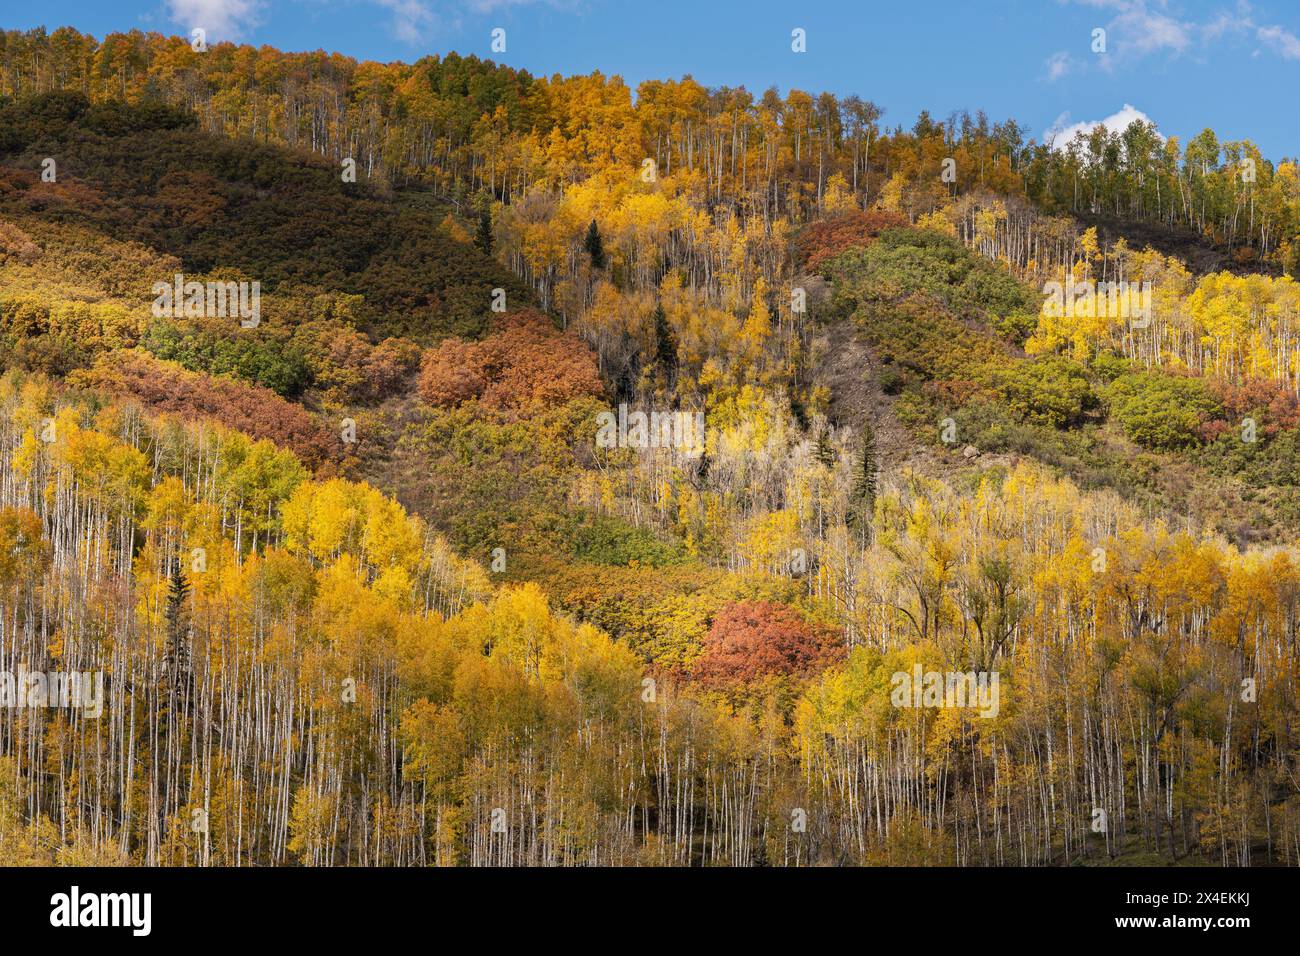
[564,513,685,568]
[1089,349,1134,382]
[828,227,1036,321]
[1106,372,1219,450]
[991,356,1095,428]
[142,319,312,396]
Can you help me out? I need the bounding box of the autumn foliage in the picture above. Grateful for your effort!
[6,27,1300,870]
[292,321,423,403]
[797,209,908,272]
[418,309,604,416]
[692,601,844,685]
[0,505,48,590]
[74,350,336,467]
[1202,376,1300,440]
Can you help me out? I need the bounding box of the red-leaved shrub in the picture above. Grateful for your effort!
[692,601,844,686]
[75,350,336,466]
[797,210,908,272]
[1201,377,1300,440]
[417,309,604,416]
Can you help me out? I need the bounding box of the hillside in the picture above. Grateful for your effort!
[0,28,1298,869]
[0,92,530,374]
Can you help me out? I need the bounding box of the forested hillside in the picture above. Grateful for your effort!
[0,26,1298,867]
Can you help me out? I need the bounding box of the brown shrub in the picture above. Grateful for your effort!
[1203,376,1300,439]
[74,350,336,466]
[0,219,40,264]
[797,209,908,272]
[417,309,604,415]
[295,320,422,403]
[692,601,844,686]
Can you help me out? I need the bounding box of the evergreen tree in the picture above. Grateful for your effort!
[475,209,493,256]
[583,219,607,270]
[848,423,878,532]
[164,560,192,691]
[653,304,677,385]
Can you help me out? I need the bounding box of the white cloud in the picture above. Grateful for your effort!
[1045,50,1073,81]
[1047,103,1162,150]
[1107,4,1192,59]
[365,0,562,46]
[1194,1,1300,60]
[166,0,263,41]
[373,0,441,43]
[466,0,553,10]
[1202,5,1255,43]
[1055,0,1300,66]
[1257,24,1300,59]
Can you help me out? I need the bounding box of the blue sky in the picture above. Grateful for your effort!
[6,0,1298,159]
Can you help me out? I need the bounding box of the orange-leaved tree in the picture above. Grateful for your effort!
[693,601,844,686]
[418,309,605,416]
